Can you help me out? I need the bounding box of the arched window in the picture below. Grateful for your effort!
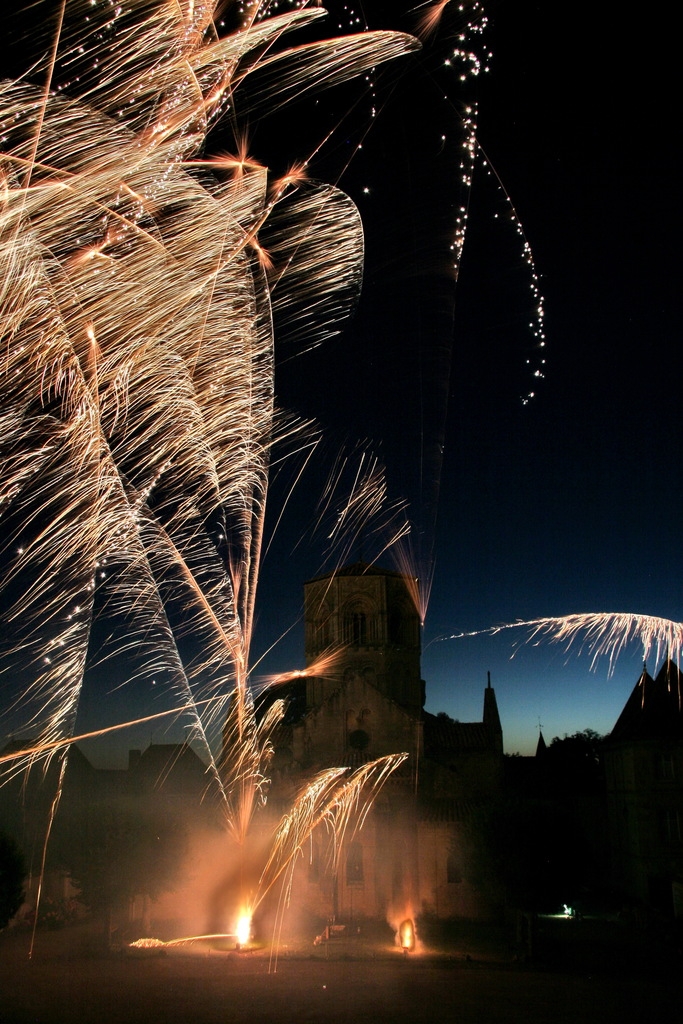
[351,610,366,645]
[343,601,372,645]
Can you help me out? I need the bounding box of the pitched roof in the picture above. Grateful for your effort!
[610,659,683,741]
[423,712,493,753]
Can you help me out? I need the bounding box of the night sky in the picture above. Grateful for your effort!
[252,0,683,754]
[1,2,681,761]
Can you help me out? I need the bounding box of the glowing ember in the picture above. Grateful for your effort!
[236,913,251,947]
[398,918,415,952]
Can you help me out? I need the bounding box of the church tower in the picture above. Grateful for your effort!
[303,561,423,714]
[265,561,505,924]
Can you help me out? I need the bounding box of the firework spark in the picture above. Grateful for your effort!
[0,0,417,938]
[0,0,415,768]
[443,611,683,677]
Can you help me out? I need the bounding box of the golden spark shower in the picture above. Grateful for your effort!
[0,0,422,941]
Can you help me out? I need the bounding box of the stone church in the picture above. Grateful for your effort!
[267,561,504,927]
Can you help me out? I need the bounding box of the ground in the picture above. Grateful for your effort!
[0,918,680,1023]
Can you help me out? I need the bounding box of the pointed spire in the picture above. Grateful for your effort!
[536,730,547,757]
[483,673,503,751]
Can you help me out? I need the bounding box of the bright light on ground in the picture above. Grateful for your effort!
[236,913,251,947]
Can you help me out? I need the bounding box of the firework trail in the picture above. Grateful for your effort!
[0,0,419,932]
[443,611,683,678]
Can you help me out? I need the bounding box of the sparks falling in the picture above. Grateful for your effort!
[443,611,683,679]
[0,0,417,938]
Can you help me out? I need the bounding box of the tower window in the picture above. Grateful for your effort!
[351,611,366,645]
[344,603,371,645]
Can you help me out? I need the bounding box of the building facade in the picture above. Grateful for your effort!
[604,659,683,917]
[267,562,504,927]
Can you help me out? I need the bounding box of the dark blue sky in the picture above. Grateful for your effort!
[253,0,682,754]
